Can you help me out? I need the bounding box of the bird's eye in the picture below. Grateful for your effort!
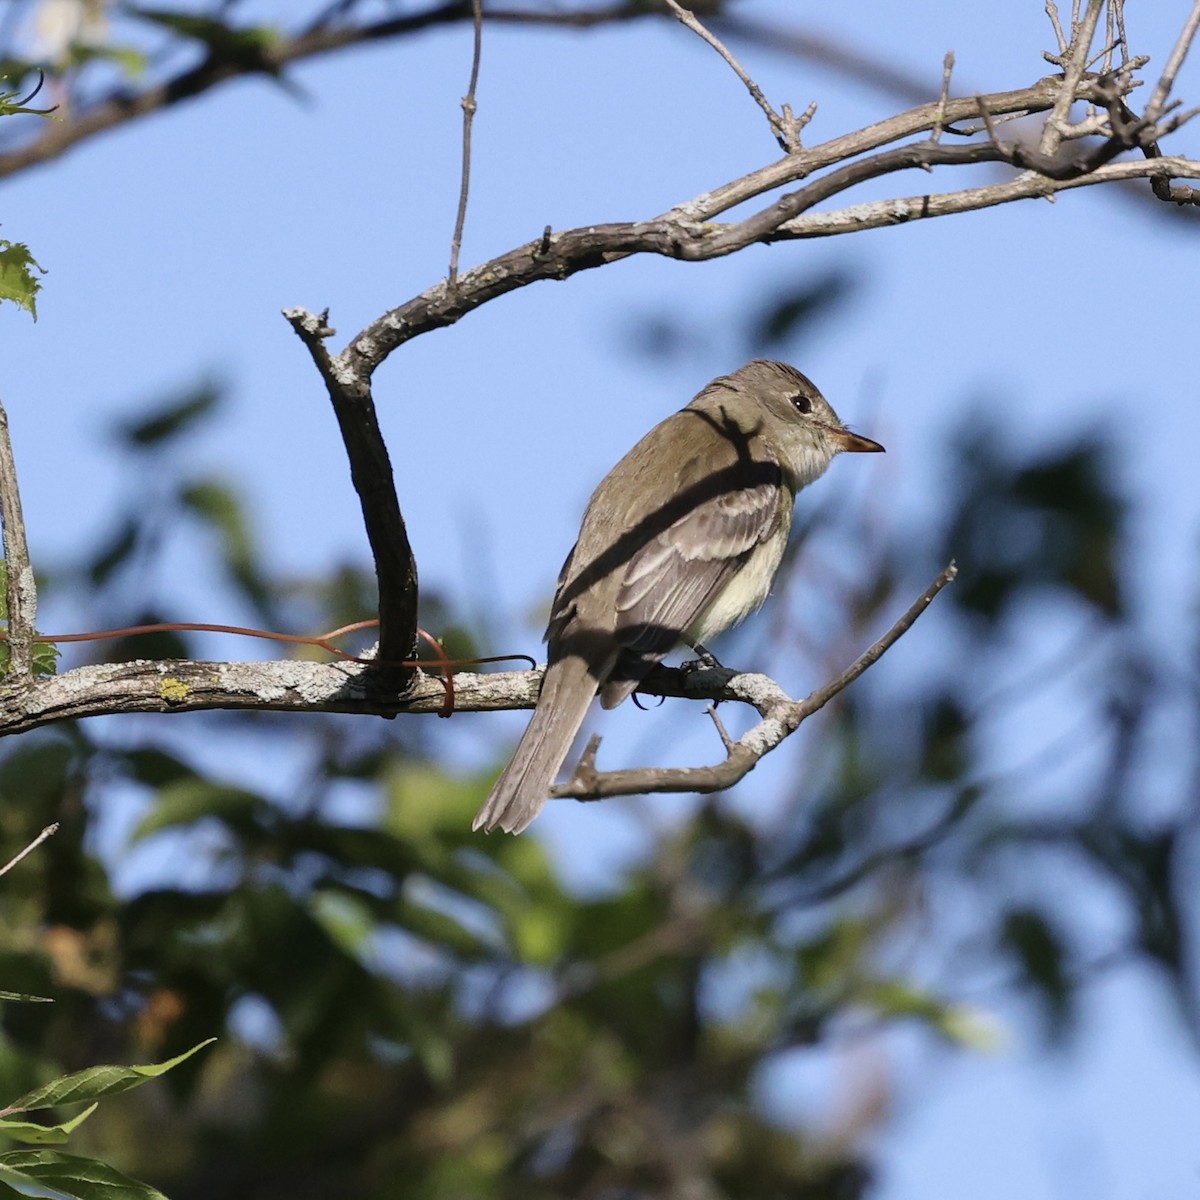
[790,393,813,414]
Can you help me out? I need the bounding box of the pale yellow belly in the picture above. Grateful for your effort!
[683,525,790,647]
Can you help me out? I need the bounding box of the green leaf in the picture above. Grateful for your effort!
[0,242,46,320]
[394,897,494,961]
[0,1151,166,1200]
[63,44,147,79]
[1,1040,214,1115]
[119,748,197,790]
[116,384,220,449]
[178,479,271,609]
[0,77,55,120]
[0,560,55,675]
[0,993,52,1004]
[31,644,58,678]
[0,1105,97,1146]
[131,780,270,843]
[749,269,854,349]
[1001,907,1072,1035]
[128,10,278,66]
[85,518,139,585]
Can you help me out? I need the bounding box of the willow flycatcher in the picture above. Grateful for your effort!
[473,359,884,834]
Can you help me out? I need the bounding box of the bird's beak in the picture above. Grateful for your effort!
[832,428,885,454]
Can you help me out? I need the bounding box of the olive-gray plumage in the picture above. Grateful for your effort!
[472,360,883,834]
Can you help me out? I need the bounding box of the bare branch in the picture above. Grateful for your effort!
[449,0,485,285]
[0,646,936,740]
[1146,0,1200,121]
[553,564,958,802]
[283,308,419,685]
[707,703,736,754]
[931,51,956,145]
[0,398,36,678]
[1045,0,1070,59]
[662,0,801,151]
[775,154,1200,238]
[0,824,57,879]
[1040,0,1104,154]
[0,658,525,736]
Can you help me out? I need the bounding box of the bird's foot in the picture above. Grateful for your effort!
[680,643,724,673]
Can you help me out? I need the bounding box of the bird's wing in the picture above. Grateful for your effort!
[599,465,783,706]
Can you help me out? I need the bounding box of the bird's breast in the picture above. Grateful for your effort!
[683,523,790,647]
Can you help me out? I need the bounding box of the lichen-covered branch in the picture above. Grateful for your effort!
[0,398,36,677]
[0,654,843,739]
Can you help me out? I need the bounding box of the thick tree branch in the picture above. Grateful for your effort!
[0,653,862,738]
[283,308,418,685]
[551,564,958,802]
[0,565,950,737]
[0,398,37,678]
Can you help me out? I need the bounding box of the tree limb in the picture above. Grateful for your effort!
[283,308,418,685]
[0,649,893,739]
[552,564,958,802]
[0,398,37,678]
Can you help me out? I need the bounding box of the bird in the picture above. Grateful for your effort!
[473,359,884,834]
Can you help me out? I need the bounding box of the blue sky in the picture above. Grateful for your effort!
[2,1,1199,1195]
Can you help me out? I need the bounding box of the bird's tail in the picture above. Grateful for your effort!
[472,656,598,835]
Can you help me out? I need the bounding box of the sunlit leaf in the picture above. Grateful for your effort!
[2,1041,214,1114]
[0,242,46,320]
[0,1105,97,1146]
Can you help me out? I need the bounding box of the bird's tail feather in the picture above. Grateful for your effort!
[472,657,598,835]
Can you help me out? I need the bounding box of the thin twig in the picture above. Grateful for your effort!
[662,0,799,151]
[1046,0,1069,58]
[790,563,958,721]
[449,0,484,286]
[1146,0,1200,121]
[0,824,58,879]
[706,703,735,753]
[1113,0,1129,68]
[0,398,36,677]
[930,51,956,145]
[1039,0,1104,154]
